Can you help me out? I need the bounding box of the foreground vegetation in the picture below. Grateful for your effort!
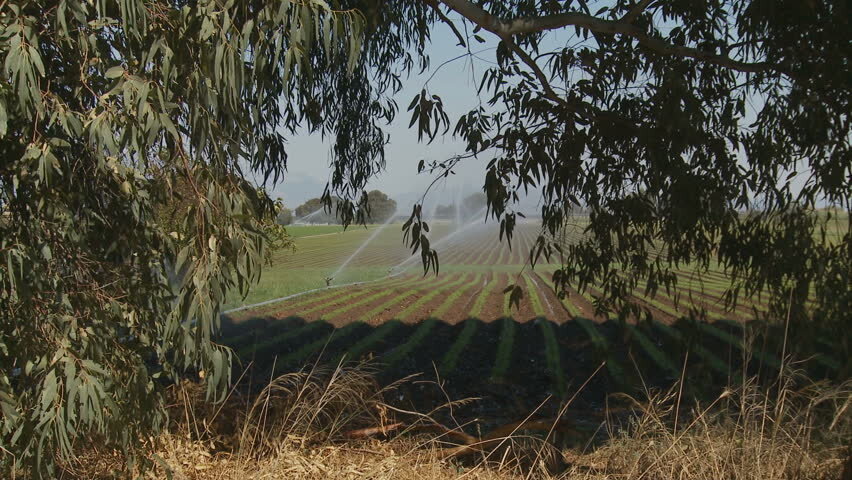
[59,364,850,480]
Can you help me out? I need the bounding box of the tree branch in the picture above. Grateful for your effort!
[621,0,655,23]
[497,33,567,108]
[436,0,779,75]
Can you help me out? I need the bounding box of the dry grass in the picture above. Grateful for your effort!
[64,360,851,480]
[563,377,850,480]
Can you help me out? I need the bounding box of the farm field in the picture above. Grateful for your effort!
[221,220,845,424]
[285,224,374,238]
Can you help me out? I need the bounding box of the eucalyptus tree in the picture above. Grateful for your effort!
[0,0,850,476]
[0,0,395,475]
[400,0,851,363]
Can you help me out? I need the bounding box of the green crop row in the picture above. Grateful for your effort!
[491,292,516,379]
[228,273,412,321]
[394,274,472,321]
[383,318,438,367]
[438,275,501,376]
[695,322,782,370]
[357,273,458,321]
[237,320,330,359]
[574,316,627,387]
[624,324,679,379]
[522,274,566,396]
[318,275,425,320]
[224,317,299,350]
[438,319,480,377]
[272,322,365,374]
[652,321,742,385]
[715,319,839,372]
[538,319,566,397]
[333,320,401,366]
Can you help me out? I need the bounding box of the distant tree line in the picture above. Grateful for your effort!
[433,192,487,222]
[289,190,396,224]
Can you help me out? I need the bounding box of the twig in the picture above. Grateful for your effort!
[344,422,406,439]
[423,0,467,47]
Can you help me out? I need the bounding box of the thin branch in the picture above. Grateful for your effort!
[423,0,467,47]
[497,33,567,109]
[500,36,638,129]
[436,0,781,75]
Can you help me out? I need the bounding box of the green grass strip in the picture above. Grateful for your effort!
[383,318,439,367]
[653,321,742,384]
[696,322,782,370]
[624,324,679,378]
[491,316,516,380]
[236,321,328,358]
[574,316,627,386]
[273,322,365,373]
[332,320,402,366]
[438,319,480,376]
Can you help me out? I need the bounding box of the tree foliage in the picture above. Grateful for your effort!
[433,192,486,221]
[0,0,370,475]
[276,204,294,225]
[396,0,850,356]
[365,189,397,222]
[295,190,396,223]
[294,196,342,223]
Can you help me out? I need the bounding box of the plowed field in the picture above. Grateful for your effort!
[221,221,844,424]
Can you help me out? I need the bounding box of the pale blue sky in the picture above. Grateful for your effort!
[268,20,505,210]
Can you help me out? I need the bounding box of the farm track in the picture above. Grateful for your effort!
[223,221,846,421]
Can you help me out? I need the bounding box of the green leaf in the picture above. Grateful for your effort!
[105,66,125,79]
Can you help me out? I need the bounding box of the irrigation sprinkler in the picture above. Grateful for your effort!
[292,207,325,224]
[330,208,399,280]
[388,205,489,276]
[454,186,462,229]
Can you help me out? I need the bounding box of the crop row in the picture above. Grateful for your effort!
[223,276,843,408]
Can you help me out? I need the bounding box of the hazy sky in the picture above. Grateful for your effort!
[265,13,822,212]
[268,20,503,210]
